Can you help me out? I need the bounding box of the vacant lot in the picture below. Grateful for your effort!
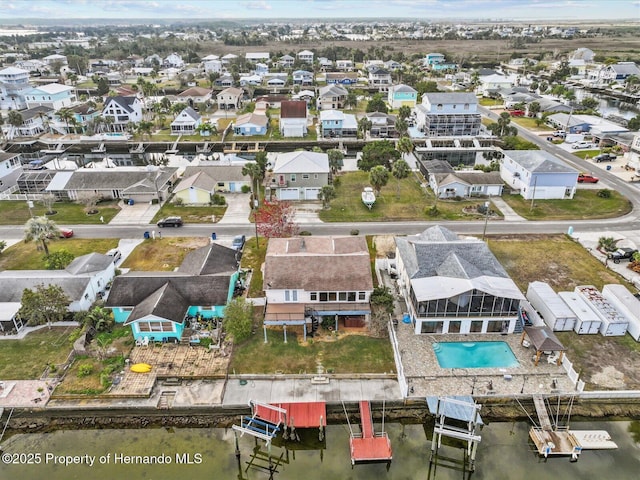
[121,237,210,271]
[0,200,120,225]
[152,203,228,224]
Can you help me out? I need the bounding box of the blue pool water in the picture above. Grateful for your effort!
[433,341,519,368]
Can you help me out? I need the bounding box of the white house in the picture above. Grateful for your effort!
[170,106,202,135]
[0,152,23,193]
[297,50,314,64]
[164,53,185,69]
[500,150,579,200]
[279,100,308,137]
[102,96,143,131]
[0,66,31,110]
[429,171,504,199]
[478,74,514,96]
[415,92,481,137]
[217,87,243,110]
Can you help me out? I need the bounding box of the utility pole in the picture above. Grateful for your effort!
[481,198,491,241]
[530,176,538,212]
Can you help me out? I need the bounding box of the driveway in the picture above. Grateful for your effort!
[217,193,251,224]
[109,200,160,226]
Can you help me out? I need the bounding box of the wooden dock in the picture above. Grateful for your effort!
[529,427,581,457]
[349,401,392,465]
[533,394,553,431]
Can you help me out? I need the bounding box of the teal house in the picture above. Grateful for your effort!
[105,244,240,342]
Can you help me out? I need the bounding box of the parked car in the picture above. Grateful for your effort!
[157,216,183,227]
[572,141,595,149]
[594,153,616,163]
[608,248,638,263]
[59,228,74,238]
[577,174,599,183]
[106,248,122,263]
[509,110,525,117]
[232,235,246,251]
[552,130,566,138]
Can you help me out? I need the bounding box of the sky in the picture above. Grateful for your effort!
[0,0,639,21]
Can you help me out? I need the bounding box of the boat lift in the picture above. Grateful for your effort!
[232,401,286,446]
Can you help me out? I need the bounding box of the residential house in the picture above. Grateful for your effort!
[534,98,572,115]
[239,74,262,87]
[182,165,250,193]
[297,50,314,64]
[415,92,481,137]
[266,77,286,88]
[478,74,514,96]
[279,100,308,137]
[214,75,234,88]
[395,225,524,334]
[387,84,418,109]
[42,53,68,66]
[317,84,348,110]
[279,54,295,68]
[292,89,315,104]
[545,113,628,136]
[255,63,269,76]
[429,171,504,198]
[106,243,240,342]
[172,171,216,204]
[269,150,330,201]
[292,70,314,86]
[570,48,595,62]
[0,152,24,193]
[255,95,288,109]
[384,60,403,71]
[317,57,333,69]
[217,87,243,110]
[263,236,374,340]
[367,112,397,138]
[598,62,640,84]
[233,112,268,136]
[325,72,358,85]
[500,150,578,200]
[177,86,212,107]
[0,252,116,332]
[246,52,270,63]
[102,96,143,132]
[15,59,47,74]
[221,53,238,64]
[164,53,185,69]
[0,66,31,110]
[24,83,75,110]
[423,53,445,68]
[336,60,354,71]
[170,107,202,135]
[319,110,358,138]
[203,59,223,74]
[368,67,392,89]
[3,105,52,138]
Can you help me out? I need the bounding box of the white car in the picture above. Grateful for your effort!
[106,248,122,263]
[572,141,595,149]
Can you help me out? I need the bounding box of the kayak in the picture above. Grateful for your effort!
[130,363,152,373]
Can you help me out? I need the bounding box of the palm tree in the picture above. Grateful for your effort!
[7,110,23,139]
[319,185,336,209]
[369,165,389,196]
[394,117,408,137]
[24,216,59,257]
[57,108,74,134]
[241,162,263,204]
[396,136,414,157]
[392,159,410,199]
[358,117,372,139]
[327,149,344,175]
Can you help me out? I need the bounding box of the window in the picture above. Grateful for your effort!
[302,174,309,180]
[328,292,337,301]
[314,174,318,179]
[464,104,470,110]
[358,292,366,301]
[290,174,296,182]
[310,292,317,301]
[285,290,298,302]
[437,104,443,111]
[319,292,328,302]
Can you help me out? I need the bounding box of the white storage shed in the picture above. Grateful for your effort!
[575,285,628,337]
[526,281,577,331]
[602,284,640,342]
[558,291,601,334]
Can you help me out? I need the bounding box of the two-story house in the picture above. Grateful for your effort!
[319,110,357,138]
[598,62,640,84]
[0,66,31,110]
[217,87,243,110]
[170,106,202,135]
[279,100,308,137]
[387,84,418,109]
[24,83,75,110]
[263,236,374,340]
[500,150,578,200]
[102,96,143,132]
[415,92,481,137]
[269,150,330,201]
[336,60,354,71]
[0,152,23,193]
[297,50,315,64]
[164,52,185,69]
[367,112,397,138]
[6,105,52,138]
[368,67,392,89]
[279,55,295,68]
[292,70,314,86]
[395,225,524,335]
[317,84,348,110]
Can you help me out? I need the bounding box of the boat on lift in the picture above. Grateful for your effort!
[361,187,376,209]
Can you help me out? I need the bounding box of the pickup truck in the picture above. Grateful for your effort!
[594,153,616,163]
[552,130,566,138]
[608,247,638,263]
[572,141,595,149]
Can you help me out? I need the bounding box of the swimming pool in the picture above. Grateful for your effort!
[433,341,519,369]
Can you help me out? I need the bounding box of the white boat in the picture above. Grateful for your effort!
[361,187,376,209]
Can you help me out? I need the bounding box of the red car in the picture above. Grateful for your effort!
[510,110,525,117]
[577,174,599,183]
[59,228,74,238]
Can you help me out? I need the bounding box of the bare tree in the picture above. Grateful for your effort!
[41,193,57,214]
[76,192,102,214]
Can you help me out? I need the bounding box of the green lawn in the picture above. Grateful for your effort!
[0,327,78,379]
[121,237,209,271]
[510,117,551,130]
[230,329,396,374]
[0,200,120,225]
[501,189,632,220]
[240,236,267,297]
[319,171,491,222]
[152,203,228,224]
[0,238,119,270]
[571,149,602,159]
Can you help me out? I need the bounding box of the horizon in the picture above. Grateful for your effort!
[0,0,639,22]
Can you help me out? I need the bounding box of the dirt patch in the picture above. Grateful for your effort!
[373,235,396,258]
[590,366,626,390]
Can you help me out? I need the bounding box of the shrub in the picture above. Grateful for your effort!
[173,197,184,206]
[598,236,617,252]
[77,363,94,378]
[299,231,312,236]
[332,177,341,187]
[241,185,251,193]
[210,193,226,206]
[597,189,612,198]
[199,337,213,349]
[350,229,359,235]
[45,249,75,270]
[426,205,440,217]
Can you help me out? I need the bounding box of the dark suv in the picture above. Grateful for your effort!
[608,248,638,263]
[594,153,616,163]
[157,216,183,228]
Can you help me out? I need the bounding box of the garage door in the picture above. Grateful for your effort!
[279,188,299,200]
[304,188,321,200]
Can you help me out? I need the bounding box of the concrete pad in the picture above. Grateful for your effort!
[217,193,251,224]
[172,380,225,406]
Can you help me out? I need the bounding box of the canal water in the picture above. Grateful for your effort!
[573,88,639,121]
[2,420,639,479]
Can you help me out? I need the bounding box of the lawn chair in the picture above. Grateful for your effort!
[547,352,560,365]
[141,336,150,347]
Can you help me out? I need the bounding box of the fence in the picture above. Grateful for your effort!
[387,321,408,397]
[561,354,585,392]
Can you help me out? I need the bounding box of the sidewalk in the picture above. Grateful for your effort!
[490,196,526,222]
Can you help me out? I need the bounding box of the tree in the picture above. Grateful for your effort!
[394,117,408,137]
[369,286,394,337]
[580,97,599,111]
[358,140,400,171]
[369,165,390,196]
[415,80,439,97]
[319,185,336,209]
[254,150,268,178]
[242,162,263,204]
[223,297,253,343]
[77,192,102,214]
[397,105,412,121]
[528,101,541,118]
[18,284,69,328]
[44,249,75,270]
[24,216,59,257]
[396,136,414,157]
[366,93,388,113]
[627,115,640,131]
[7,110,23,138]
[41,193,57,215]
[357,117,372,138]
[0,240,6,255]
[255,200,299,237]
[327,149,344,175]
[86,305,114,333]
[345,91,358,110]
[392,159,410,199]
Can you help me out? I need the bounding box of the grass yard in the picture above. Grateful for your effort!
[0,200,120,225]
[571,149,602,159]
[240,236,267,297]
[319,171,487,222]
[0,327,78,379]
[120,236,209,271]
[230,328,396,374]
[152,203,228,224]
[500,189,632,220]
[0,238,119,270]
[510,117,550,130]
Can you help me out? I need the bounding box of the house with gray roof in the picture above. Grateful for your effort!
[269,151,330,201]
[500,150,579,200]
[105,243,240,342]
[429,171,504,199]
[394,225,524,334]
[0,253,115,332]
[172,171,216,205]
[102,96,143,131]
[182,165,250,193]
[415,92,480,137]
[170,106,202,135]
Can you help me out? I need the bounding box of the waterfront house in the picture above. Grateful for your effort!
[336,59,354,71]
[106,244,240,342]
[0,66,31,110]
[279,100,308,137]
[367,112,397,138]
[215,75,235,88]
[292,70,314,86]
[387,84,418,109]
[279,54,295,68]
[170,107,202,135]
[4,105,52,138]
[102,96,143,132]
[368,67,392,89]
[597,62,640,84]
[69,103,100,130]
[177,86,212,107]
[317,84,348,110]
[297,50,314,64]
[0,152,24,193]
[269,151,329,201]
[24,83,75,110]
[395,225,524,334]
[500,150,578,200]
[423,53,445,68]
[217,87,243,110]
[325,72,358,85]
[415,92,481,137]
[233,112,268,136]
[263,236,373,339]
[319,109,357,138]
